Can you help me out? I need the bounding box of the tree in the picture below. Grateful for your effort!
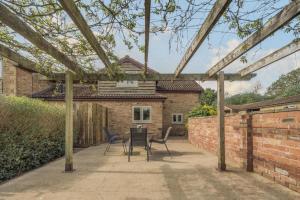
[225,92,268,105]
[199,88,217,106]
[266,68,300,98]
[0,0,298,74]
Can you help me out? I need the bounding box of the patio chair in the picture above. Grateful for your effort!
[103,128,126,155]
[149,127,172,156]
[128,128,150,162]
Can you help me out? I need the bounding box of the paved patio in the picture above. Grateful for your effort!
[0,139,299,200]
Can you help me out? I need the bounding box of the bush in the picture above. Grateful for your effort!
[188,104,217,117]
[0,96,65,182]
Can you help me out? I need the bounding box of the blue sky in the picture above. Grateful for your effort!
[113,0,300,95]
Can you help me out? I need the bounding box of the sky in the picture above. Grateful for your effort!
[112,0,300,96]
[0,0,299,96]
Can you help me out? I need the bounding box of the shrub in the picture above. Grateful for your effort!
[188,104,217,117]
[0,96,65,182]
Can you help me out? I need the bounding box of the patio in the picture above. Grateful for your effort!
[0,139,299,200]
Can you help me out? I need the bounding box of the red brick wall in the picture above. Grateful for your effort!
[188,110,300,193]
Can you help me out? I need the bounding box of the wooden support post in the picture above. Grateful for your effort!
[65,70,74,172]
[217,71,226,171]
[144,0,151,75]
[246,115,253,172]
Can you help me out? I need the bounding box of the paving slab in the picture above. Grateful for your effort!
[0,139,299,200]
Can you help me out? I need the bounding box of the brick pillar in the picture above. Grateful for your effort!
[241,114,253,172]
[2,58,17,96]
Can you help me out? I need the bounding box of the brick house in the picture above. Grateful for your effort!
[0,56,202,137]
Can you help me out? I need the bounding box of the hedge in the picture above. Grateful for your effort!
[0,96,66,182]
[188,104,217,117]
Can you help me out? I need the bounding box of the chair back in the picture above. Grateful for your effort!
[130,128,147,146]
[103,127,112,141]
[163,127,172,142]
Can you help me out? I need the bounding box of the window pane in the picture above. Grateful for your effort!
[134,107,141,121]
[143,108,150,121]
[173,115,177,122]
[178,115,182,123]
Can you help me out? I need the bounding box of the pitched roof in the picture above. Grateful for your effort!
[98,55,159,74]
[226,94,300,111]
[156,80,203,92]
[32,84,166,100]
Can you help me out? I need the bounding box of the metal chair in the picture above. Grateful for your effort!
[103,128,126,155]
[128,128,150,162]
[150,127,172,156]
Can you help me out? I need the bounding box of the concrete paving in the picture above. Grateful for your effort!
[0,139,299,200]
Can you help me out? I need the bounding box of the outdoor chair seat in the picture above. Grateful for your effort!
[103,128,127,155]
[149,127,172,157]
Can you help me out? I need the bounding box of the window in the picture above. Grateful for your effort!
[116,80,138,87]
[132,106,151,123]
[172,113,183,124]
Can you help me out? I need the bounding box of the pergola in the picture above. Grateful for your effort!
[0,0,299,172]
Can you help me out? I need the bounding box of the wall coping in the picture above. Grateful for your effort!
[188,108,300,120]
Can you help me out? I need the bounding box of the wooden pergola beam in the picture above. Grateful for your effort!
[0,3,85,76]
[174,0,231,77]
[0,43,50,76]
[239,39,300,76]
[144,0,151,75]
[51,72,256,81]
[59,0,112,69]
[207,0,300,77]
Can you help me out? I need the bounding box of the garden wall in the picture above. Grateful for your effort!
[188,110,300,193]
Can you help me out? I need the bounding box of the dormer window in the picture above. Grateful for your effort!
[116,80,138,88]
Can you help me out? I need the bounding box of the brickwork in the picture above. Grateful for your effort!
[3,59,17,96]
[188,110,300,193]
[49,100,164,138]
[159,92,199,136]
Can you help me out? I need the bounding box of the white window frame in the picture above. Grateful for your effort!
[132,106,152,123]
[172,113,184,124]
[116,80,138,87]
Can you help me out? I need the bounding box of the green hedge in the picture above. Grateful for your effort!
[188,104,217,117]
[0,96,65,182]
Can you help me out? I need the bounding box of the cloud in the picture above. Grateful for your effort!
[202,39,300,96]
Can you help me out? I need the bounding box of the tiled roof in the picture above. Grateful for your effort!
[32,84,166,100]
[156,80,203,92]
[226,94,300,111]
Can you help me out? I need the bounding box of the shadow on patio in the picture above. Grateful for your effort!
[0,139,299,200]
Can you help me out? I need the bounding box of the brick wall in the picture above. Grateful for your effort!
[49,100,164,138]
[2,58,52,96]
[159,92,199,136]
[188,110,300,193]
[3,59,17,96]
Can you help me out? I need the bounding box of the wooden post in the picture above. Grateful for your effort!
[217,71,226,171]
[246,115,253,172]
[65,70,74,172]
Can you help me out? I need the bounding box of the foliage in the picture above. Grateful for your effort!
[266,68,300,98]
[0,96,66,182]
[225,92,268,105]
[188,104,217,118]
[200,88,217,106]
[0,0,298,73]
